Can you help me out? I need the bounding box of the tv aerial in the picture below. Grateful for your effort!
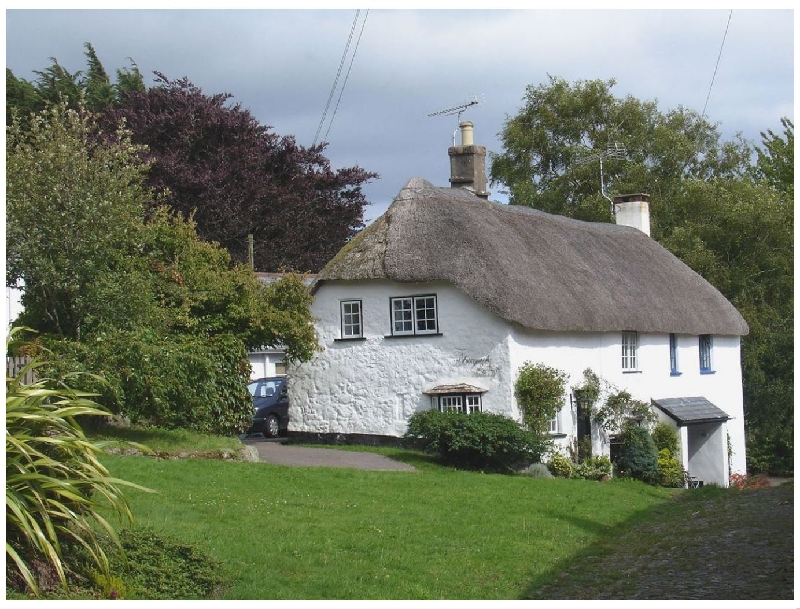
[427,94,484,146]
[576,143,628,213]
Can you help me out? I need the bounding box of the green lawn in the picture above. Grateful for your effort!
[102,448,675,599]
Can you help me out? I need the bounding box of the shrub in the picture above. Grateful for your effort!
[404,410,543,472]
[521,463,554,478]
[729,473,772,490]
[546,452,573,478]
[651,422,679,456]
[656,448,687,488]
[43,329,252,435]
[514,362,568,435]
[110,529,227,599]
[5,347,151,596]
[615,423,659,483]
[573,455,612,481]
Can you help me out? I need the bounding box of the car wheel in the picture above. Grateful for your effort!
[264,414,280,438]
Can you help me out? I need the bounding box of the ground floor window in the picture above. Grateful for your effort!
[433,393,482,414]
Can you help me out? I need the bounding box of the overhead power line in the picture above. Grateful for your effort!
[312,10,368,147]
[701,10,733,120]
[323,10,369,144]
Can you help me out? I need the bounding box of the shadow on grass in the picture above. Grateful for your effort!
[519,486,689,599]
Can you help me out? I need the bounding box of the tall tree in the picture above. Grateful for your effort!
[490,75,751,227]
[103,74,377,272]
[6,103,151,340]
[81,42,115,112]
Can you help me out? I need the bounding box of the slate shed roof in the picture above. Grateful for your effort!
[316,178,749,336]
[651,397,731,425]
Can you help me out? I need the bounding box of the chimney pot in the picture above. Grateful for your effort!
[613,193,651,236]
[460,121,474,146]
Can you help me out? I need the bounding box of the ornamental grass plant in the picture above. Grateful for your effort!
[5,343,152,596]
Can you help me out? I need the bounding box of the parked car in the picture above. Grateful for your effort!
[247,377,289,437]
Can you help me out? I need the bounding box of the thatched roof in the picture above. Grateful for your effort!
[317,179,748,336]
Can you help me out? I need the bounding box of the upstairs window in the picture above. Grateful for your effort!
[699,334,714,373]
[340,300,363,339]
[622,331,638,371]
[390,295,438,336]
[669,333,680,376]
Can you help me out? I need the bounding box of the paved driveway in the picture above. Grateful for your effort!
[241,437,416,471]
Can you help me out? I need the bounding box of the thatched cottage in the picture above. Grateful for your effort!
[288,122,748,486]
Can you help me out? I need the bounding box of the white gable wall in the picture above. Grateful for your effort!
[289,280,514,437]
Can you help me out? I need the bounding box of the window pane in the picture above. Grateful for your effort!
[391,298,413,334]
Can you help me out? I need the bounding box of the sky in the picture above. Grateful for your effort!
[3,5,795,224]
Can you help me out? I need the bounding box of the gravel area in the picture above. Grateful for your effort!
[528,483,794,600]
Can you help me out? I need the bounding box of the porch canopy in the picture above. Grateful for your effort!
[423,383,488,395]
[651,396,730,426]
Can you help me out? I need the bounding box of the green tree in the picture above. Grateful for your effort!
[81,42,115,112]
[6,103,153,340]
[490,75,751,225]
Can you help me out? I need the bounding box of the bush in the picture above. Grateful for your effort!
[656,448,687,488]
[404,410,543,472]
[546,452,573,478]
[43,329,252,435]
[573,455,612,481]
[109,529,227,599]
[651,422,679,456]
[616,423,659,483]
[746,427,793,476]
[514,362,568,435]
[729,473,772,490]
[5,347,151,597]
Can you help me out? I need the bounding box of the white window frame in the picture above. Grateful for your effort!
[547,413,559,434]
[622,331,638,371]
[433,393,482,414]
[699,334,713,373]
[340,300,363,339]
[390,295,438,336]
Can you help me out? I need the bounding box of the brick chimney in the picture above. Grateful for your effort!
[613,193,651,236]
[449,121,490,199]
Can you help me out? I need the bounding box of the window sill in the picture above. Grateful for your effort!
[670,371,682,377]
[548,432,568,438]
[700,369,716,375]
[384,333,444,339]
[622,370,642,374]
[334,337,366,342]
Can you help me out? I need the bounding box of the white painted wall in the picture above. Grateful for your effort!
[289,280,512,436]
[291,279,746,480]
